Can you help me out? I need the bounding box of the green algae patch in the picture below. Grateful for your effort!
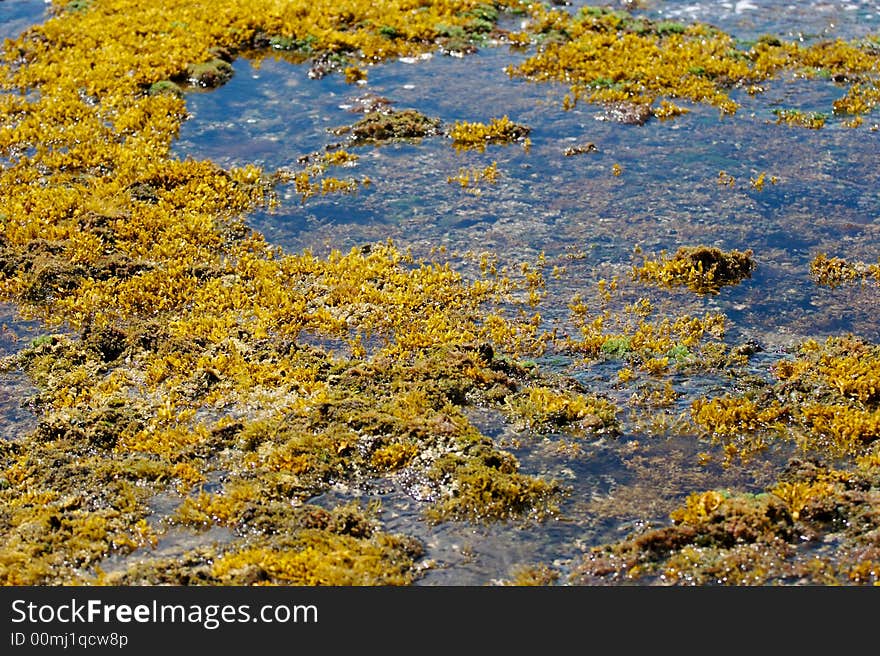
[633,246,756,295]
[330,108,444,145]
[180,57,235,90]
[570,455,880,585]
[560,278,732,376]
[772,108,828,129]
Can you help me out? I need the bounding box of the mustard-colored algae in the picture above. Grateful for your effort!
[1,0,879,586]
[0,0,569,585]
[633,246,756,295]
[508,5,880,125]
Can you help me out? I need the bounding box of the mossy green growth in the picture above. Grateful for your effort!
[772,108,828,129]
[563,279,730,375]
[147,80,184,98]
[180,59,234,89]
[600,337,631,358]
[58,0,94,13]
[331,108,444,145]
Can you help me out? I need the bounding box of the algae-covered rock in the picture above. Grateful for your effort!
[147,79,184,98]
[633,245,756,294]
[178,58,234,88]
[331,108,443,144]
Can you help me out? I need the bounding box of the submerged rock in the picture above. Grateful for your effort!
[633,245,757,294]
[599,101,653,125]
[330,108,443,145]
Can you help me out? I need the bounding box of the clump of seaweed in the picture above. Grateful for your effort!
[749,171,778,190]
[691,335,880,461]
[102,502,425,585]
[598,101,653,125]
[498,563,561,586]
[810,252,880,288]
[503,385,619,435]
[508,4,880,125]
[833,82,880,115]
[653,99,690,120]
[633,246,756,294]
[229,0,522,78]
[447,161,499,192]
[772,108,828,129]
[424,448,562,524]
[563,142,597,156]
[330,108,443,145]
[178,57,235,89]
[275,149,368,203]
[562,277,733,377]
[448,115,531,152]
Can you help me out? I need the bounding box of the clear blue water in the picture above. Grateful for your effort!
[2,1,880,584]
[0,0,48,42]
